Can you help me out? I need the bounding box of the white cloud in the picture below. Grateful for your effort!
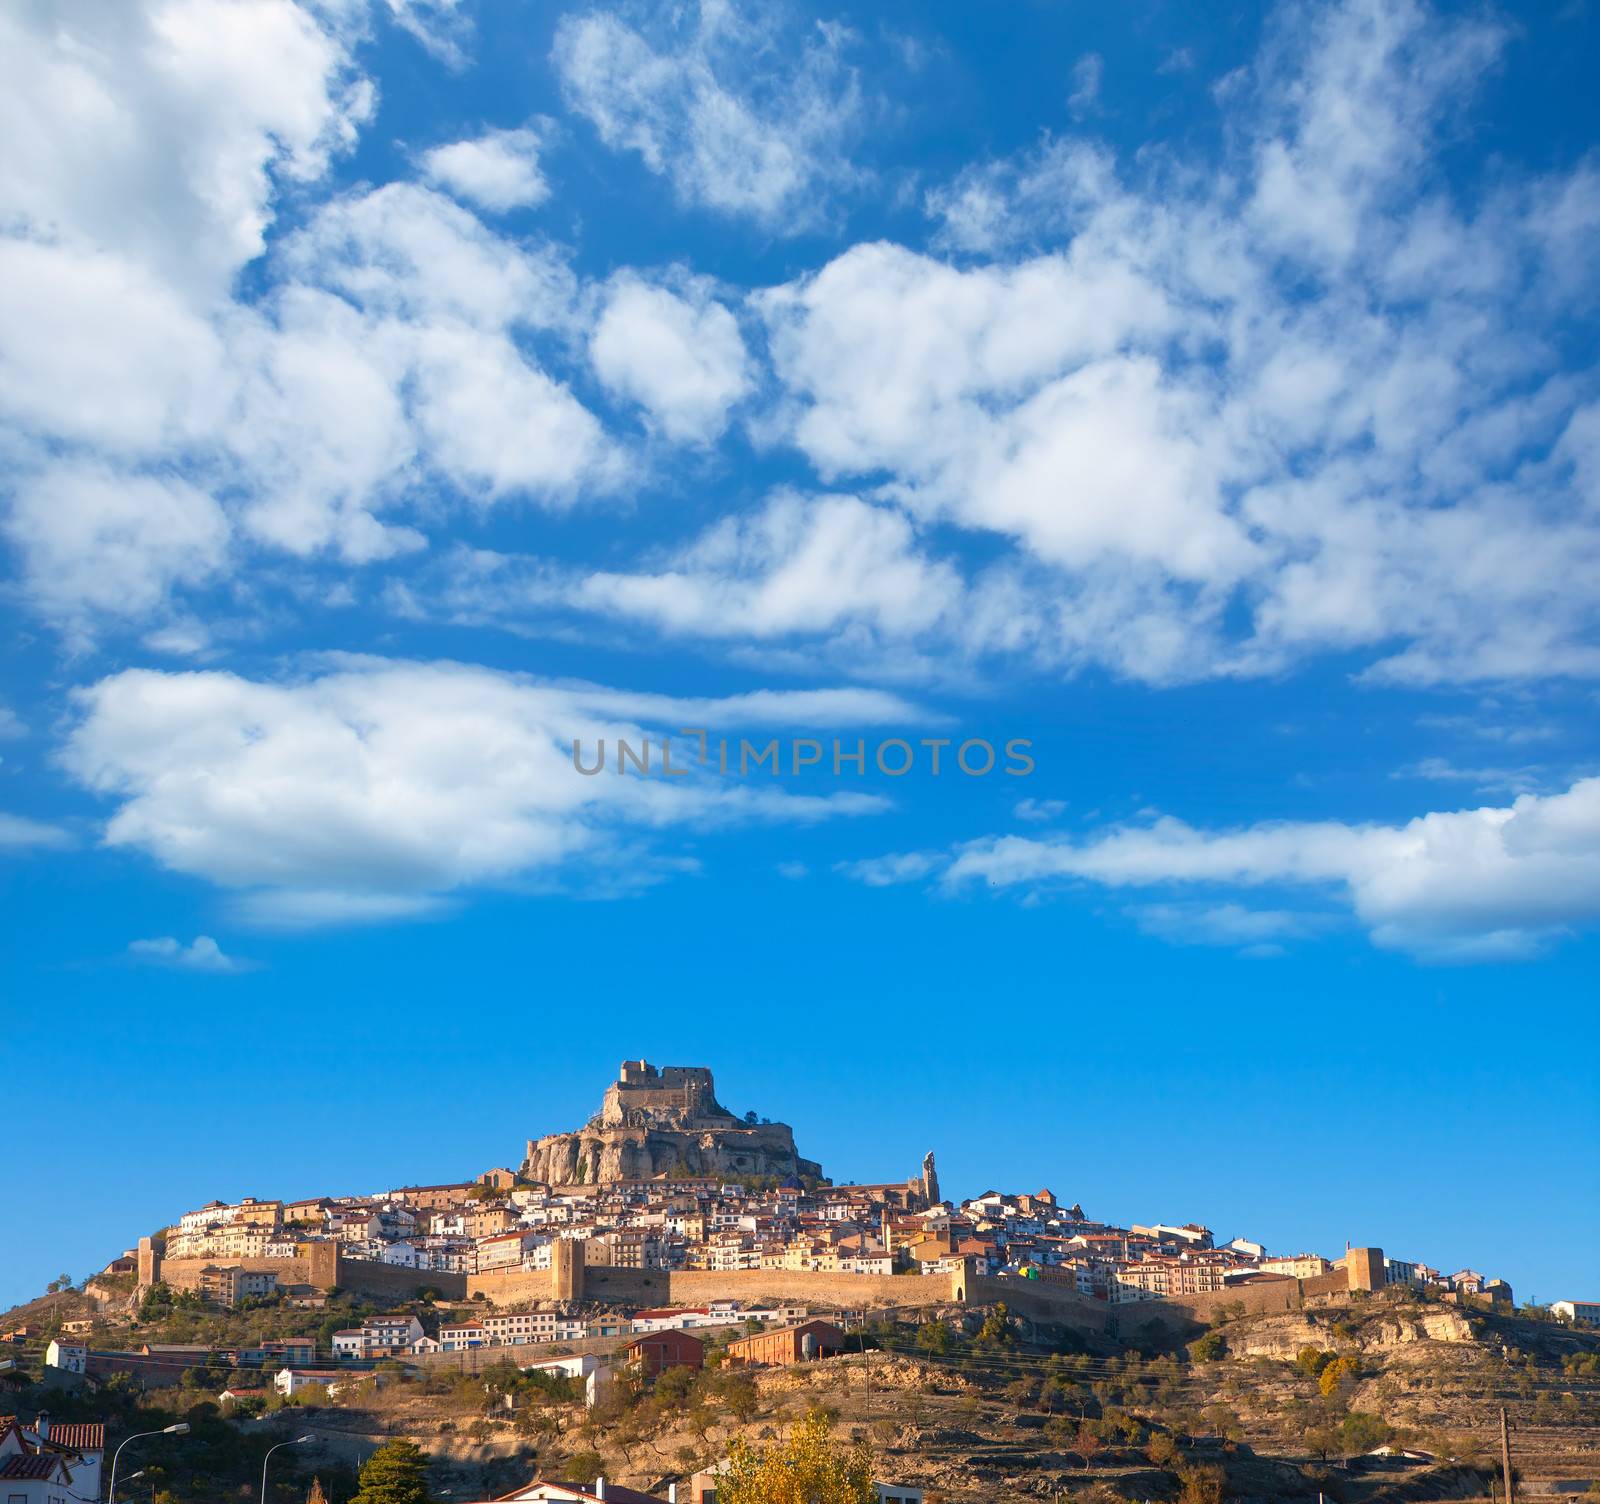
[941,777,1600,960]
[422,126,550,213]
[590,273,751,443]
[0,0,371,297]
[381,0,475,69]
[576,492,961,640]
[1068,53,1102,120]
[552,0,865,226]
[407,324,624,504]
[0,812,73,850]
[281,182,577,332]
[62,658,902,924]
[1,165,630,615]
[762,1,1600,687]
[1128,901,1331,950]
[1014,797,1067,822]
[1392,757,1548,797]
[5,464,231,637]
[835,850,943,887]
[128,935,254,973]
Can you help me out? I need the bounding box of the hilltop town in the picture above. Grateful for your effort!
[103,1060,1515,1323]
[5,1060,1597,1504]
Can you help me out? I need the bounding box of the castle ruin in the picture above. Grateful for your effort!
[521,1060,824,1185]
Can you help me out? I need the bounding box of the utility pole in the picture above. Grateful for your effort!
[1499,1406,1515,1504]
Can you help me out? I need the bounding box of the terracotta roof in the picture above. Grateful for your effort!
[40,1423,104,1451]
[0,1455,70,1480]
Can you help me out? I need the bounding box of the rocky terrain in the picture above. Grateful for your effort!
[519,1060,822,1185]
[9,1280,1598,1504]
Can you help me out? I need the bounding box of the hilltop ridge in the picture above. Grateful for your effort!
[520,1060,823,1185]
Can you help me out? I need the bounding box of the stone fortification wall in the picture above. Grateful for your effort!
[667,1268,944,1311]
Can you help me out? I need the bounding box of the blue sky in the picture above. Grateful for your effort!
[1,0,1598,1308]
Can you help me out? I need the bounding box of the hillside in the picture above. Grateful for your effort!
[6,1282,1597,1504]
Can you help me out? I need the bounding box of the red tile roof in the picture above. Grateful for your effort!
[40,1423,105,1451]
[0,1455,71,1480]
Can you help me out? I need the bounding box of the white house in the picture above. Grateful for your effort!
[1552,1299,1600,1325]
[274,1368,348,1398]
[16,1419,103,1504]
[331,1329,367,1359]
[439,1321,486,1352]
[43,1342,87,1375]
[0,1419,86,1504]
[521,1354,607,1408]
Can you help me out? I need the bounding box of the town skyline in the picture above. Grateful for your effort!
[4,1054,1588,1314]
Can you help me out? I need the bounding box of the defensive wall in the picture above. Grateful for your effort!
[1114,1256,1385,1342]
[667,1269,947,1311]
[467,1261,666,1307]
[957,1272,1116,1334]
[141,1235,1388,1337]
[149,1245,468,1303]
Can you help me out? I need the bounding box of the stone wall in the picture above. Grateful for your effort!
[156,1249,467,1303]
[959,1273,1115,1334]
[667,1269,945,1311]
[466,1262,666,1308]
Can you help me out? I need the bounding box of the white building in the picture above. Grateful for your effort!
[274,1368,347,1398]
[43,1342,87,1375]
[1552,1299,1600,1325]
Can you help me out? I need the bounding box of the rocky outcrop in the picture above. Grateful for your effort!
[521,1060,823,1185]
[1224,1306,1477,1360]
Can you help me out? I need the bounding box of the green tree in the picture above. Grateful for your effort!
[349,1441,431,1504]
[974,1303,1017,1349]
[1339,1412,1391,1455]
[1295,1345,1333,1378]
[717,1411,874,1504]
[1188,1332,1226,1362]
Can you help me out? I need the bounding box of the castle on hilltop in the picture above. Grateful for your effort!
[597,1061,734,1130]
[521,1059,825,1186]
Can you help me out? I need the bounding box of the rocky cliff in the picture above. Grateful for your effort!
[520,1060,823,1185]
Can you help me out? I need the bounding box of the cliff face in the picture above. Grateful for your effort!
[521,1060,823,1185]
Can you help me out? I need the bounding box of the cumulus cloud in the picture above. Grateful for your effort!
[5,465,231,647]
[764,0,1600,686]
[0,4,649,633]
[576,492,960,639]
[589,273,751,443]
[128,935,254,973]
[937,777,1600,960]
[61,658,908,924]
[396,491,971,684]
[0,0,371,297]
[552,0,865,226]
[421,125,551,213]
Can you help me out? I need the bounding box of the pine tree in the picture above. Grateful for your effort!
[307,1479,329,1504]
[349,1442,430,1504]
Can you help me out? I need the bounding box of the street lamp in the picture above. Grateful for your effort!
[109,1425,189,1504]
[260,1435,313,1504]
